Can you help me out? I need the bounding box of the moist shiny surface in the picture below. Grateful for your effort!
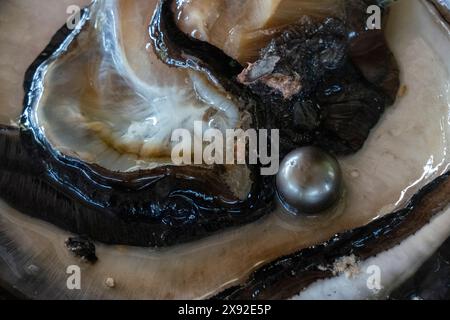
[34,0,242,172]
[3,0,273,247]
[175,0,346,64]
[0,0,449,299]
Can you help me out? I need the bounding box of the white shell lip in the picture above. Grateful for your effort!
[0,0,449,300]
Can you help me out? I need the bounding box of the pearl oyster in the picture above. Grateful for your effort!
[0,0,449,300]
[1,0,275,247]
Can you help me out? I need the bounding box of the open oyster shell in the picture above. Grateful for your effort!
[1,0,274,247]
[0,0,449,299]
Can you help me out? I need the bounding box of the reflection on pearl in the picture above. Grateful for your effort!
[276,147,343,215]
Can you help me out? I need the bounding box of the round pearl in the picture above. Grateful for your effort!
[276,147,343,215]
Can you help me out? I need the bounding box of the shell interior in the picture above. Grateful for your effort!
[0,0,449,299]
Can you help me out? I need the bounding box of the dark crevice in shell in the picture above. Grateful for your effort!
[65,236,98,264]
[215,172,450,300]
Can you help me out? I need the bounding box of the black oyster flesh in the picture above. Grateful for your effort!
[153,0,400,156]
[238,17,399,155]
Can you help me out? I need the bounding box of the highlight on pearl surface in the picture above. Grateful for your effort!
[276,147,343,215]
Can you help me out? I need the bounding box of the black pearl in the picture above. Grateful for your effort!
[276,147,343,215]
